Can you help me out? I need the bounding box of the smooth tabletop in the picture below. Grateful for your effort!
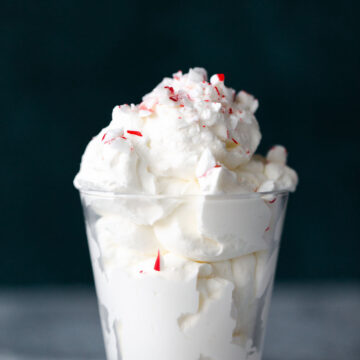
[0,283,359,360]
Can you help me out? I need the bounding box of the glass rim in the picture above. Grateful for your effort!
[77,187,290,200]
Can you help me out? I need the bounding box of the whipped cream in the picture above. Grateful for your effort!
[75,68,298,360]
[74,68,297,195]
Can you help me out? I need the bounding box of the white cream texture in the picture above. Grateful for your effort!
[75,68,297,360]
[74,67,297,195]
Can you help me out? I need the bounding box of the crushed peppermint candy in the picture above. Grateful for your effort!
[169,95,179,102]
[164,86,175,95]
[103,135,127,145]
[75,68,298,204]
[127,130,143,137]
[154,250,161,271]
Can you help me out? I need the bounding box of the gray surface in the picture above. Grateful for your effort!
[0,283,359,360]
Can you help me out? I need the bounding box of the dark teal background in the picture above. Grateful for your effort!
[1,0,359,285]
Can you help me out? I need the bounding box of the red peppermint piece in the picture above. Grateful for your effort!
[265,226,270,232]
[127,130,143,137]
[232,138,239,145]
[139,103,153,112]
[164,86,175,95]
[214,164,221,168]
[214,86,221,97]
[269,198,277,204]
[180,104,184,107]
[217,74,225,81]
[202,125,206,128]
[154,250,161,271]
[246,150,250,155]
[139,270,143,274]
[229,108,233,114]
[101,133,107,141]
[169,95,179,102]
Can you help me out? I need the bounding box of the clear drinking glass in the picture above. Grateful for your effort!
[78,190,289,360]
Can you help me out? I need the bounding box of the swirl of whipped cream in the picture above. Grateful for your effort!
[75,68,298,261]
[74,67,296,195]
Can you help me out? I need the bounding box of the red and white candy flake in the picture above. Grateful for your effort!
[172,70,183,80]
[154,250,161,271]
[101,129,127,145]
[139,103,153,117]
[126,130,143,137]
[210,73,225,85]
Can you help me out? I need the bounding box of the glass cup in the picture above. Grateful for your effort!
[78,190,289,360]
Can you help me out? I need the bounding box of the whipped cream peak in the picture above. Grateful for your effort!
[74,67,297,195]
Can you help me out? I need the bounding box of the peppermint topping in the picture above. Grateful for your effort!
[169,95,179,102]
[103,134,127,145]
[127,130,143,137]
[139,103,153,112]
[164,86,175,95]
[75,67,298,198]
[154,250,161,271]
